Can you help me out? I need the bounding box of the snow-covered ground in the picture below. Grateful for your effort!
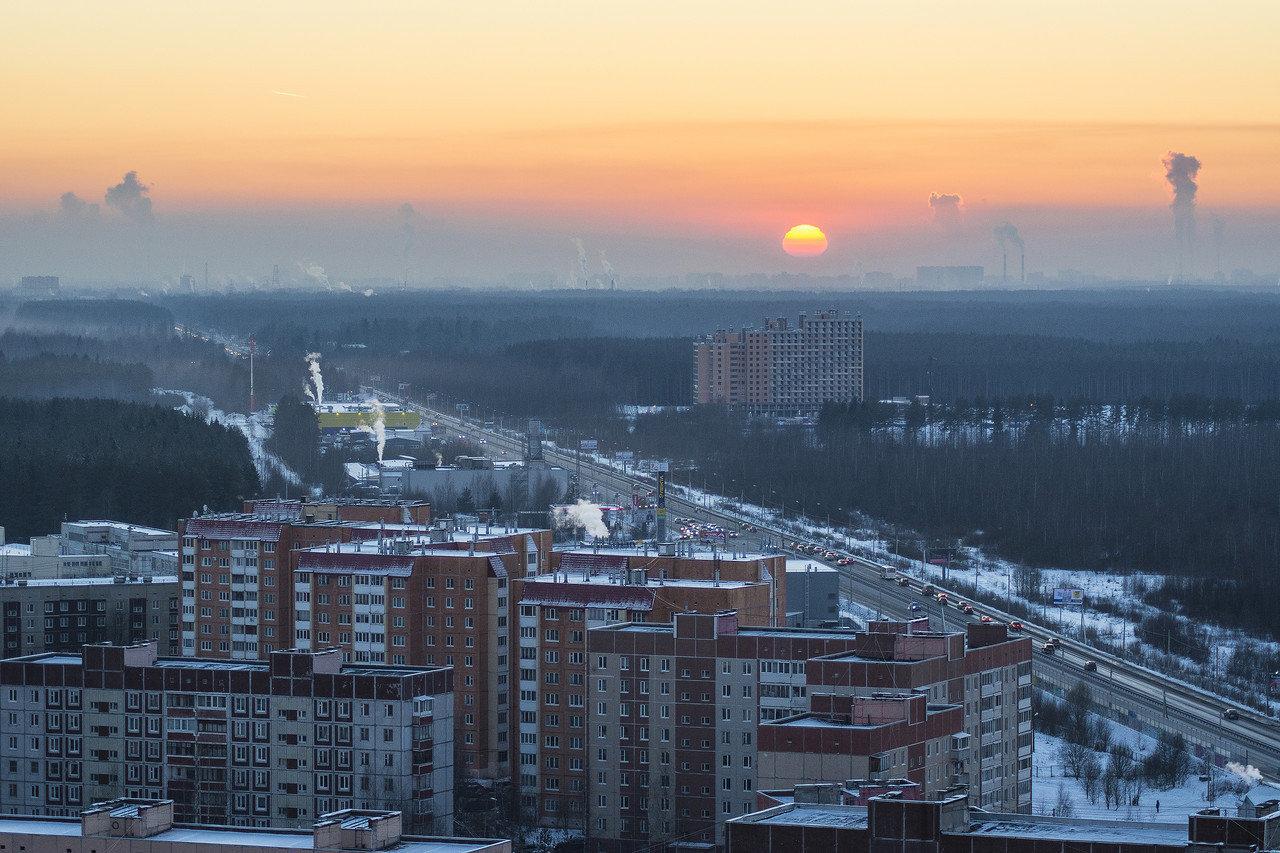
[155,389,301,487]
[1032,710,1267,821]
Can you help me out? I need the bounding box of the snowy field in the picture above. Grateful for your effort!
[1032,712,1270,821]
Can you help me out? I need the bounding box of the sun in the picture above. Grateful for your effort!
[782,224,828,257]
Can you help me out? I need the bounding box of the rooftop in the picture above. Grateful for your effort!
[0,815,503,853]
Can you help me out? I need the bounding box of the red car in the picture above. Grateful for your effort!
[1009,620,1024,631]
[960,604,975,615]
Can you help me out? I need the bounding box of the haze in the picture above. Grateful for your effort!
[3,1,1279,285]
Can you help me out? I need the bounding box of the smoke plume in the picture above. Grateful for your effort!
[1225,762,1263,785]
[305,353,324,405]
[397,203,415,282]
[555,499,609,539]
[299,261,330,290]
[60,192,99,221]
[928,192,964,229]
[1163,151,1202,275]
[599,249,615,282]
[572,237,589,284]
[356,398,387,463]
[104,171,153,225]
[993,222,1024,250]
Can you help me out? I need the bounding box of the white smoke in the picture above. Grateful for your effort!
[555,499,609,539]
[1225,762,1263,785]
[356,398,387,463]
[599,249,615,279]
[305,353,324,405]
[572,237,589,285]
[299,261,330,289]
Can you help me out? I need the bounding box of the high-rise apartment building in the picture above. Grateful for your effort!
[581,612,1032,852]
[693,310,864,411]
[0,642,453,833]
[511,550,787,830]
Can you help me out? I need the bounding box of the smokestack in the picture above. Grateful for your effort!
[249,335,255,414]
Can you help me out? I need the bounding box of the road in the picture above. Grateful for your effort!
[379,392,1280,775]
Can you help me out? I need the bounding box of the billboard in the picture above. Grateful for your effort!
[615,450,634,461]
[1052,588,1085,606]
[579,439,598,451]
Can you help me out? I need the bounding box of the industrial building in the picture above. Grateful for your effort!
[0,642,453,833]
[693,310,864,412]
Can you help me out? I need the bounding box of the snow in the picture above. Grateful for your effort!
[1031,709,1269,821]
[155,389,301,486]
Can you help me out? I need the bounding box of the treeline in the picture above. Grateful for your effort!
[0,398,259,541]
[0,353,154,401]
[867,332,1280,403]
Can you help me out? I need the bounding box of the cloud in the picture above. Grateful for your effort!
[104,171,153,226]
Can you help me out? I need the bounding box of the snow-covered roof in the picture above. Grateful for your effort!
[297,551,416,578]
[520,579,656,611]
[183,518,284,542]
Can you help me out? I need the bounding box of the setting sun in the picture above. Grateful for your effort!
[782,224,828,257]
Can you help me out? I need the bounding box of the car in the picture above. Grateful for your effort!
[937,594,949,606]
[921,584,935,596]
[837,558,852,566]
[1083,660,1098,672]
[1009,620,1023,631]
[979,614,993,623]
[1040,642,1056,654]
[1223,708,1240,721]
[909,603,921,612]
[897,577,911,587]
[961,604,975,615]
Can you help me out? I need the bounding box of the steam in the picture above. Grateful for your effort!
[299,261,330,289]
[993,222,1024,250]
[104,171,154,226]
[60,192,99,221]
[928,192,963,228]
[555,499,609,538]
[572,237,589,285]
[1225,762,1263,785]
[1163,151,1202,275]
[599,249,615,283]
[305,353,324,405]
[356,398,387,463]
[397,203,415,282]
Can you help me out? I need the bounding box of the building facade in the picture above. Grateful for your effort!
[1,576,179,659]
[0,642,453,833]
[693,310,864,411]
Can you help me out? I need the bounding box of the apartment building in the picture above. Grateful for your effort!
[1,576,179,659]
[511,549,787,830]
[0,642,453,833]
[0,799,510,853]
[693,310,864,411]
[806,618,1033,813]
[580,612,1032,852]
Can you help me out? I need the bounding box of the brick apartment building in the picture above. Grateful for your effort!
[511,550,787,829]
[577,611,1032,852]
[693,310,864,410]
[181,506,550,782]
[0,642,453,833]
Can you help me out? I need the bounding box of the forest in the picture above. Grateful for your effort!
[0,397,259,541]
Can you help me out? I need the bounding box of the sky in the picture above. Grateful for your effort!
[3,0,1279,286]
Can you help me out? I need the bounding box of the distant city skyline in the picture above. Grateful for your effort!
[2,2,1277,284]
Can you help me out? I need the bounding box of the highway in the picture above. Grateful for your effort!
[378,392,1280,775]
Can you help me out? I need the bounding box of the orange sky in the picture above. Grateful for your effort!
[3,1,1278,280]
